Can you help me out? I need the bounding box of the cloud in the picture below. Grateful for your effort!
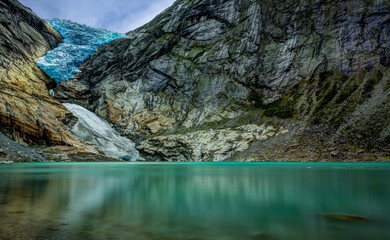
[114,0,176,32]
[18,0,176,33]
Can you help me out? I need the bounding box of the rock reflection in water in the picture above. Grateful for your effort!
[0,163,390,240]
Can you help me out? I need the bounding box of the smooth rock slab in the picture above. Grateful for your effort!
[63,103,141,160]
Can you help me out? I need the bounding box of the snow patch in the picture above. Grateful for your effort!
[63,103,141,160]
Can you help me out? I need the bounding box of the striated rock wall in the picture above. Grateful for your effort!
[138,124,289,162]
[57,0,390,161]
[0,0,81,146]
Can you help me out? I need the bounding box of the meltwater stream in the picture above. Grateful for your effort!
[63,103,140,159]
[1,163,390,240]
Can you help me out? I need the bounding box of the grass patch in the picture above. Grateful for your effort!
[247,91,296,119]
[362,69,383,96]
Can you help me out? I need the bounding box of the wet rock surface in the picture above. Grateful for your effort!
[0,130,120,162]
[1,0,390,161]
[40,145,122,162]
[61,0,390,161]
[0,0,121,161]
[0,0,82,147]
[138,124,289,162]
[0,132,46,162]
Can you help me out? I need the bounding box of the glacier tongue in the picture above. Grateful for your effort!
[63,103,141,160]
[36,19,126,82]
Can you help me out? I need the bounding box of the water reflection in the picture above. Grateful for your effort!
[0,163,390,240]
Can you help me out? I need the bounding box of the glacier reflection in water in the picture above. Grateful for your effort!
[0,163,390,240]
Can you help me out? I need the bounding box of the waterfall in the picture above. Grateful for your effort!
[63,103,141,160]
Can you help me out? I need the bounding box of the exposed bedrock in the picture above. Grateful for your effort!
[50,0,389,161]
[0,0,110,162]
[0,0,80,146]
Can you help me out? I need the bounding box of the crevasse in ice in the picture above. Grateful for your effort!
[36,19,126,82]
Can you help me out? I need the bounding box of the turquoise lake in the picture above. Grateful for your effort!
[0,163,390,240]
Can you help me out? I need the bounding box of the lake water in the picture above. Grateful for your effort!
[0,163,389,240]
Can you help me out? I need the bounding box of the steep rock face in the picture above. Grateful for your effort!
[61,0,390,161]
[137,124,289,162]
[0,0,81,146]
[0,132,46,163]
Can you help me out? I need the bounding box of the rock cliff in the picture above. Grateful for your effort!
[0,0,112,161]
[0,0,78,146]
[56,0,389,161]
[2,0,390,162]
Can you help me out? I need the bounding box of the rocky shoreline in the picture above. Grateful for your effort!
[0,132,122,163]
[0,160,14,164]
[0,0,389,163]
[1,128,389,163]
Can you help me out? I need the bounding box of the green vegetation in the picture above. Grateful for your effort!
[314,84,338,113]
[247,91,296,119]
[336,81,360,104]
[243,66,388,142]
[385,135,390,144]
[310,71,348,125]
[157,33,177,41]
[362,69,383,96]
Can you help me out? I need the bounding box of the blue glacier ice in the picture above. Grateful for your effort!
[36,19,126,82]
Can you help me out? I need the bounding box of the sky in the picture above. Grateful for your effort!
[19,0,176,33]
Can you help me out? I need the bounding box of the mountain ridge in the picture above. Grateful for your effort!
[1,0,390,162]
[0,0,118,162]
[55,0,390,161]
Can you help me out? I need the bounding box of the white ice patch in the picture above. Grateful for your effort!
[63,103,141,160]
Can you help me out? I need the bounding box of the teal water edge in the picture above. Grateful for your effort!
[1,163,390,240]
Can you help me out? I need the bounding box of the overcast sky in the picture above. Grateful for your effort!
[19,0,176,33]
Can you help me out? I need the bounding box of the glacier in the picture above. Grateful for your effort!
[36,19,126,82]
[63,103,142,160]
